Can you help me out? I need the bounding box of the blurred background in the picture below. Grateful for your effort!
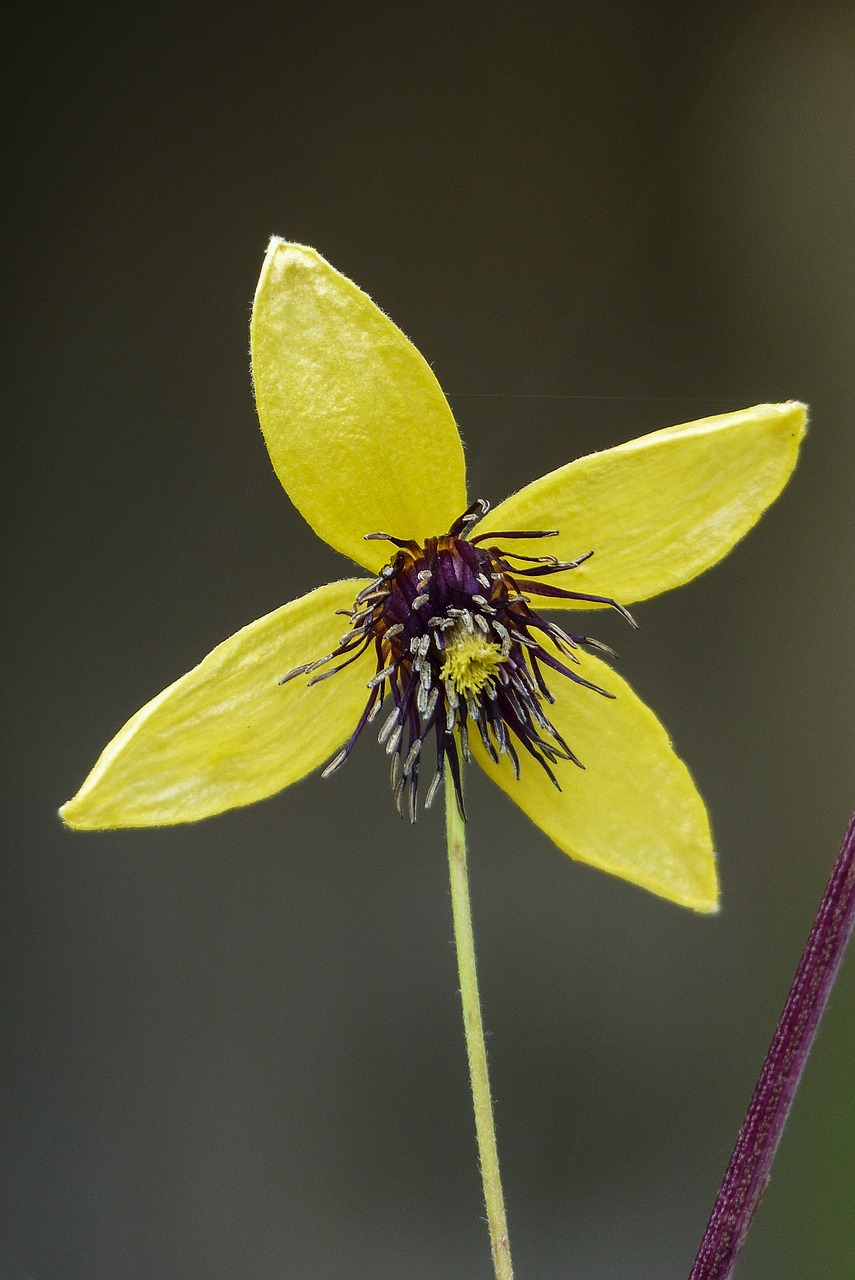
[3,2,854,1277]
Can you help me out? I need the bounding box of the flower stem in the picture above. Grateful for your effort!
[689,807,855,1280]
[445,770,514,1280]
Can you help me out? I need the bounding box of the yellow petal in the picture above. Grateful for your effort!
[60,579,373,829]
[251,239,468,571]
[477,402,806,608]
[471,647,718,911]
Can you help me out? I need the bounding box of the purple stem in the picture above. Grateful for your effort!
[689,808,855,1280]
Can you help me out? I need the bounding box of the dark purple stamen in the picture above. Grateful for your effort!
[689,808,855,1280]
[281,498,631,819]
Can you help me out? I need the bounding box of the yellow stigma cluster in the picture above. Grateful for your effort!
[439,623,505,697]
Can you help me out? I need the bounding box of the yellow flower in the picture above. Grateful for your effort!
[60,239,806,914]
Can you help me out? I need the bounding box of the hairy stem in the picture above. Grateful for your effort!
[445,771,514,1280]
[689,808,855,1279]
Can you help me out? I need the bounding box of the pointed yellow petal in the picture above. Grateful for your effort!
[471,649,718,911]
[478,402,806,608]
[59,579,373,829]
[251,239,468,571]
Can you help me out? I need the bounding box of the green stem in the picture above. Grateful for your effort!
[445,769,514,1280]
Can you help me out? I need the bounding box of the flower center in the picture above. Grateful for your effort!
[281,498,634,821]
[440,624,504,698]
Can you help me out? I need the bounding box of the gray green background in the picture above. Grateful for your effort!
[4,2,854,1277]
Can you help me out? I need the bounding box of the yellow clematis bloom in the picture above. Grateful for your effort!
[60,239,806,914]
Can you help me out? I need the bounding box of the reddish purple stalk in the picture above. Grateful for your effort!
[689,809,855,1280]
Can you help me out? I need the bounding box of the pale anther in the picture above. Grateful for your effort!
[424,772,443,809]
[378,705,401,745]
[321,749,347,778]
[403,740,422,776]
[367,663,397,688]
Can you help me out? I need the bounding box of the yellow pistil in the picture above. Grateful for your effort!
[440,623,505,697]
